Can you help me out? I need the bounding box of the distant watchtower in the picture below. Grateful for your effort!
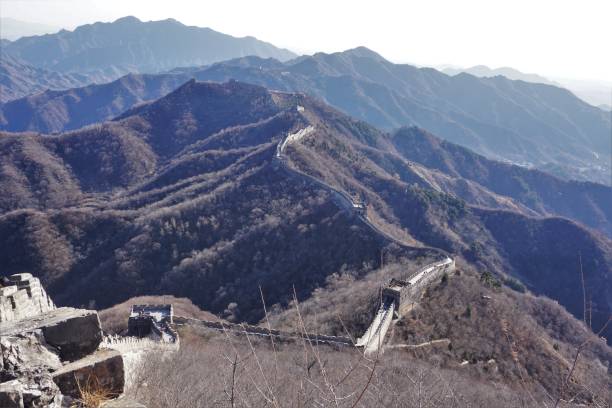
[127,304,173,339]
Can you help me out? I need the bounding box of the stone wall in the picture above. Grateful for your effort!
[0,273,55,323]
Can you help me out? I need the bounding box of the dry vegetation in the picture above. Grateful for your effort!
[262,261,611,407]
[126,309,609,407]
[107,260,611,407]
[126,321,531,407]
[74,375,118,408]
[391,267,611,406]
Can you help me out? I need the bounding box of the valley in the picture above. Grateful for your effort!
[0,9,611,408]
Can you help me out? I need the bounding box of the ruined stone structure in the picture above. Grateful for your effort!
[0,273,55,323]
[0,273,131,407]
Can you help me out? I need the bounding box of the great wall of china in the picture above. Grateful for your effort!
[1,105,457,406]
[272,109,455,354]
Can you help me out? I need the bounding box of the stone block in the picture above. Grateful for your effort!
[0,286,18,297]
[42,312,103,361]
[53,350,124,399]
[0,308,103,362]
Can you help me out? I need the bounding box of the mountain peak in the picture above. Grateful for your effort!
[113,16,142,24]
[341,46,387,62]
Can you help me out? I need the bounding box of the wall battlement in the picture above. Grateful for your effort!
[0,273,55,323]
[100,334,180,353]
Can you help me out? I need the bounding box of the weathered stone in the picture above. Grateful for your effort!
[1,332,62,379]
[20,374,63,408]
[52,349,124,399]
[0,274,55,323]
[0,307,103,361]
[0,376,62,408]
[1,275,122,406]
[0,332,65,407]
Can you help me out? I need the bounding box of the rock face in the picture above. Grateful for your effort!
[0,332,64,407]
[0,375,63,408]
[0,332,61,380]
[53,349,124,399]
[0,381,24,408]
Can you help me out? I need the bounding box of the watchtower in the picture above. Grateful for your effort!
[127,304,173,338]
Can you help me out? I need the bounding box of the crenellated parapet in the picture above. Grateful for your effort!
[0,273,55,323]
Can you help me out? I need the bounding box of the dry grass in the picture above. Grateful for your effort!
[125,325,533,408]
[74,375,117,408]
[110,261,611,407]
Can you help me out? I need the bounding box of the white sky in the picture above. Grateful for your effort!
[2,0,612,82]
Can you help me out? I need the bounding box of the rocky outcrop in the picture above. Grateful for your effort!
[0,375,63,407]
[1,332,61,381]
[0,330,64,407]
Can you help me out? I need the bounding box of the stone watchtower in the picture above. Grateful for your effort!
[127,304,174,339]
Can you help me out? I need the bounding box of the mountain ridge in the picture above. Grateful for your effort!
[0,80,608,340]
[3,16,296,76]
[3,46,608,185]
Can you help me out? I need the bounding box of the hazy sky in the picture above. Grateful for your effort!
[2,0,612,82]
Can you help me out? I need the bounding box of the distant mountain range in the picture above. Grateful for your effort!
[390,127,612,238]
[0,81,610,340]
[2,16,296,76]
[0,72,188,131]
[2,47,610,185]
[2,73,610,238]
[442,65,558,86]
[0,17,61,41]
[443,64,612,111]
[0,53,105,103]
